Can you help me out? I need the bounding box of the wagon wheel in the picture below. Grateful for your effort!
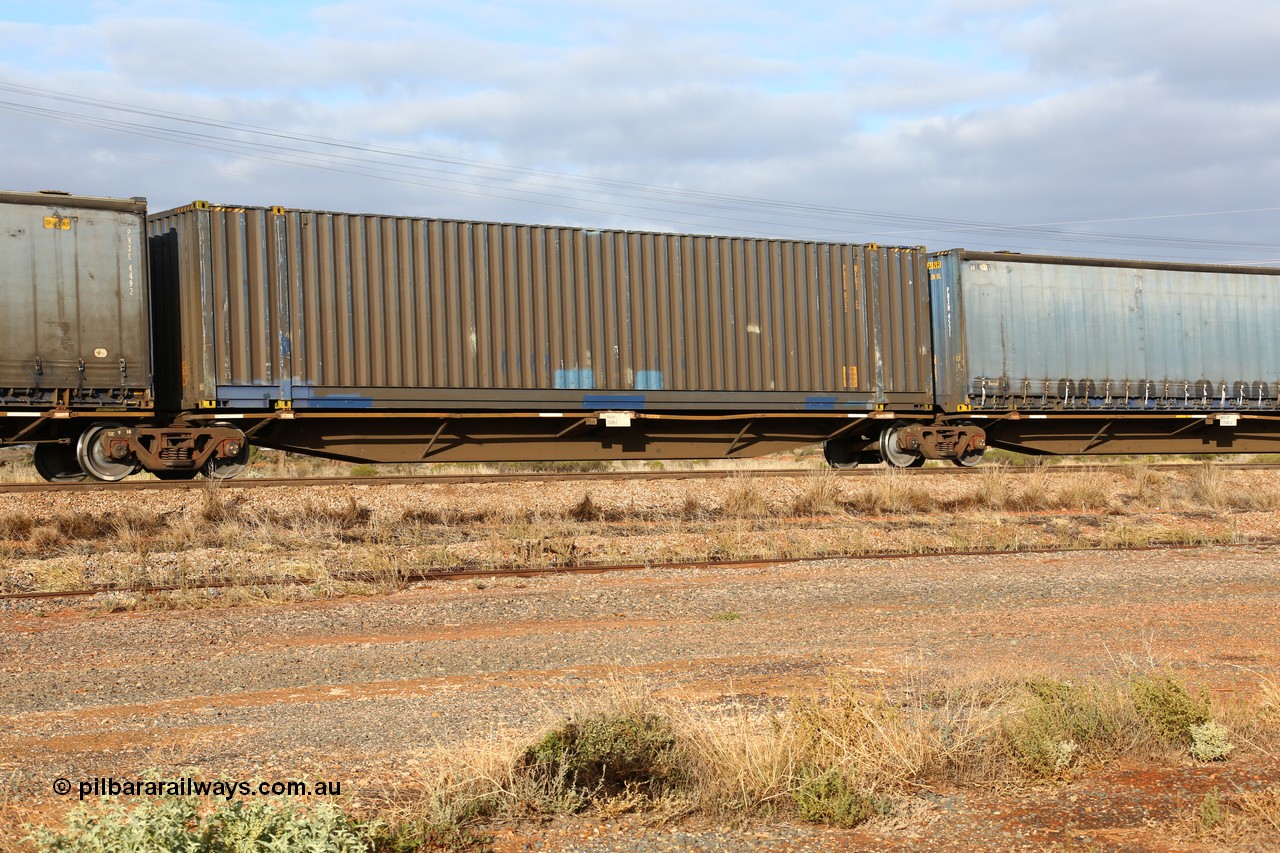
[75,423,138,482]
[822,440,860,470]
[879,425,925,468]
[951,422,986,467]
[202,422,249,480]
[33,442,88,483]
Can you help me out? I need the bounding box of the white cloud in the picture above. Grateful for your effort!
[0,0,1277,261]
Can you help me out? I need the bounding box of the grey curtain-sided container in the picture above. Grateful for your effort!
[0,190,150,408]
[929,250,1280,412]
[148,202,934,414]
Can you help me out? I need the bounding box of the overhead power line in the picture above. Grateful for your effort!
[0,80,1277,260]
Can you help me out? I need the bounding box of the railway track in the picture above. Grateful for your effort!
[2,461,1278,494]
[3,538,1273,602]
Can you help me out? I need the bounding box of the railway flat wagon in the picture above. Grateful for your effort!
[928,250,1280,456]
[147,202,949,464]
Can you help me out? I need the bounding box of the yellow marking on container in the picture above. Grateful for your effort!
[199,399,217,409]
[274,400,292,410]
[43,216,71,230]
[271,206,287,215]
[955,404,972,411]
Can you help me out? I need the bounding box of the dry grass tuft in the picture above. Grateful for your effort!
[569,493,602,523]
[381,667,1264,837]
[53,514,118,539]
[1051,469,1113,511]
[0,513,34,541]
[1180,785,1280,846]
[199,482,244,524]
[722,478,771,518]
[1128,464,1171,506]
[791,472,845,517]
[1181,464,1280,511]
[679,492,709,521]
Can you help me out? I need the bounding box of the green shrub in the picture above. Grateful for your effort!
[518,711,683,811]
[373,819,493,853]
[28,797,370,852]
[1130,674,1210,746]
[30,797,205,853]
[1189,721,1235,761]
[792,770,889,828]
[1199,789,1224,833]
[1004,679,1121,778]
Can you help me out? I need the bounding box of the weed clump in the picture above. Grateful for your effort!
[0,512,34,540]
[791,473,844,516]
[1199,789,1224,833]
[1130,673,1211,746]
[1189,721,1235,761]
[1003,679,1123,778]
[792,770,890,828]
[569,492,601,522]
[53,513,118,539]
[199,484,244,525]
[28,796,369,852]
[722,478,770,518]
[845,470,934,515]
[518,710,684,811]
[679,493,708,521]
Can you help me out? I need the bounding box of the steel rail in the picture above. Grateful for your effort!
[2,461,1278,494]
[3,538,1274,602]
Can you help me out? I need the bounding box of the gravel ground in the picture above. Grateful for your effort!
[4,528,1280,850]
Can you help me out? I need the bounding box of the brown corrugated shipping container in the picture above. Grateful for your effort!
[147,203,933,414]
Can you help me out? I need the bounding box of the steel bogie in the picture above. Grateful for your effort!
[37,422,253,482]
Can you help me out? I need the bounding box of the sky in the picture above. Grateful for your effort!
[2,0,1279,263]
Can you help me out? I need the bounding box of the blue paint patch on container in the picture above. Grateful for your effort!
[291,386,374,409]
[635,370,664,390]
[805,396,837,411]
[554,369,595,389]
[584,394,645,409]
[295,396,374,410]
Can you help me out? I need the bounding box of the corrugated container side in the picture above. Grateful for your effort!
[149,203,934,412]
[1,191,150,407]
[931,251,1280,411]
